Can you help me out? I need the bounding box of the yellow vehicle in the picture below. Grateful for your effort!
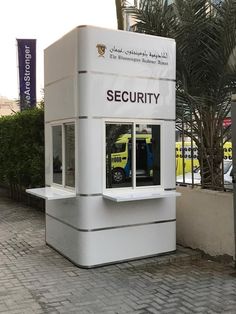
[175,142,199,176]
[109,135,232,182]
[223,142,232,161]
[175,141,232,176]
[109,133,153,183]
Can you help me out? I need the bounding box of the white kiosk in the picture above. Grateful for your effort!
[27,26,179,267]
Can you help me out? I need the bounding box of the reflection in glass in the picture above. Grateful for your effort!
[65,124,75,187]
[136,124,160,186]
[106,124,132,188]
[52,125,62,185]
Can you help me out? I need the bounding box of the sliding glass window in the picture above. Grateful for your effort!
[136,124,160,186]
[52,122,75,188]
[52,125,62,185]
[106,123,132,188]
[105,122,161,189]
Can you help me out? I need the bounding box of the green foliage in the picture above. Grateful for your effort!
[135,0,236,190]
[0,108,44,198]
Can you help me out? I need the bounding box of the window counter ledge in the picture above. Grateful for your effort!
[26,187,76,200]
[103,189,181,202]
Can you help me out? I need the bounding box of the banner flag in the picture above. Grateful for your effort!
[17,39,36,110]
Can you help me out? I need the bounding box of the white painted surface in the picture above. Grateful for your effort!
[44,28,77,86]
[77,119,103,194]
[78,73,175,120]
[162,121,176,188]
[46,214,176,267]
[45,76,76,122]
[46,196,176,230]
[42,26,177,266]
[103,189,180,202]
[77,26,176,79]
[26,187,76,200]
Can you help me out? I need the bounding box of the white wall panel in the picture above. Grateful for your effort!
[78,73,175,119]
[46,214,176,267]
[46,196,176,230]
[77,119,103,194]
[77,26,175,80]
[44,29,77,85]
[162,121,176,188]
[45,77,76,122]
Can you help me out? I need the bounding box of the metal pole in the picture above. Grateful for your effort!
[190,107,194,188]
[182,105,185,183]
[221,123,224,191]
[200,108,204,188]
[231,93,236,267]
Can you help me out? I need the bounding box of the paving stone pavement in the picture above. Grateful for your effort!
[0,195,236,314]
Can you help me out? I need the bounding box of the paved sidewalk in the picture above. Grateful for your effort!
[0,196,236,314]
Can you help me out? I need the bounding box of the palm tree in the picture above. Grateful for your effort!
[115,0,125,30]
[135,0,236,190]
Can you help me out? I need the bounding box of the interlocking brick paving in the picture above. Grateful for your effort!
[0,195,235,313]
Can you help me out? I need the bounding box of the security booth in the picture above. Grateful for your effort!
[27,25,180,268]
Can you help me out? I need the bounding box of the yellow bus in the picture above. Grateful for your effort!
[108,135,232,183]
[175,141,232,176]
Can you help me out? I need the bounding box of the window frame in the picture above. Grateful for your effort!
[50,120,76,191]
[104,119,163,191]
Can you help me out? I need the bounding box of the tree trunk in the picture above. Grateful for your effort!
[115,0,124,30]
[198,119,224,190]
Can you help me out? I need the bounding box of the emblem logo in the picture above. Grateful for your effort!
[96,44,106,57]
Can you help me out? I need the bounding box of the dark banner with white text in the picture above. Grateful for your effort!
[17,39,36,110]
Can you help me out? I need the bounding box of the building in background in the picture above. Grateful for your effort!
[122,0,138,31]
[122,0,174,31]
[123,2,137,31]
[0,96,19,116]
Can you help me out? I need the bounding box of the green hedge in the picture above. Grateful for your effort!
[0,108,44,200]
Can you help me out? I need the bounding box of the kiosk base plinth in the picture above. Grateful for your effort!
[46,213,176,268]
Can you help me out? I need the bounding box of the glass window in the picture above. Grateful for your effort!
[136,124,160,186]
[105,122,161,189]
[52,122,75,188]
[65,124,75,187]
[52,125,62,185]
[106,123,132,188]
[111,143,126,154]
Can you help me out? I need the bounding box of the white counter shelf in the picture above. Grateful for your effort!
[103,189,180,202]
[26,187,76,200]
